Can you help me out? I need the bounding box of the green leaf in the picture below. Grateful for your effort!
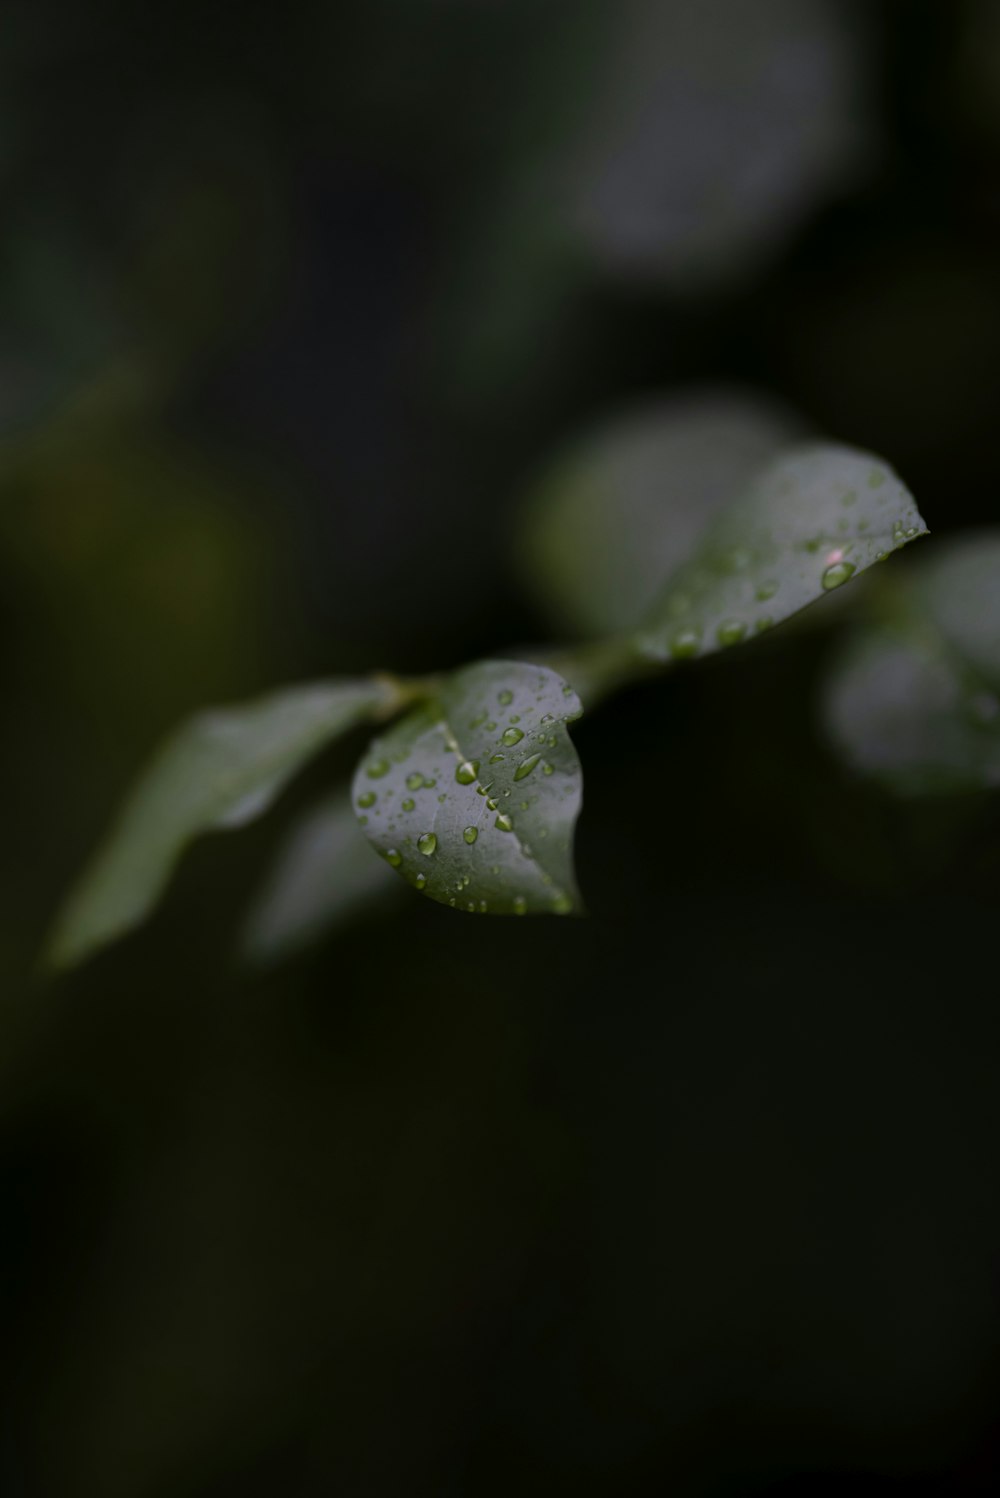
[352,661,583,917]
[823,533,1000,794]
[636,444,928,663]
[47,678,392,970]
[519,391,802,637]
[240,792,403,964]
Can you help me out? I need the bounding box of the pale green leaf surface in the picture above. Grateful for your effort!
[520,392,801,637]
[823,533,1000,794]
[240,792,403,964]
[48,678,390,970]
[637,444,927,663]
[352,661,583,917]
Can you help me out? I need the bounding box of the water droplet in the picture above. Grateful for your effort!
[512,896,527,916]
[754,615,773,634]
[358,791,376,809]
[455,759,479,784]
[501,727,525,746]
[437,794,446,803]
[513,753,542,781]
[424,778,437,788]
[669,628,701,659]
[449,897,457,907]
[489,753,505,764]
[466,901,476,912]
[904,526,917,539]
[540,713,554,724]
[756,580,778,602]
[716,619,747,648]
[476,781,494,796]
[386,848,402,868]
[417,833,437,857]
[486,798,498,811]
[405,772,424,790]
[821,560,856,590]
[401,798,415,812]
[498,689,514,706]
[478,900,488,913]
[415,873,427,890]
[366,759,390,779]
[463,825,478,844]
[542,762,555,776]
[562,684,574,696]
[485,721,496,732]
[469,711,488,729]
[495,813,514,832]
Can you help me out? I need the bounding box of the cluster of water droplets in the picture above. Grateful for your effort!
[355,680,577,916]
[655,474,927,662]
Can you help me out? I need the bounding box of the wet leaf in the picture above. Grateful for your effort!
[353,661,583,917]
[637,444,927,663]
[519,391,801,637]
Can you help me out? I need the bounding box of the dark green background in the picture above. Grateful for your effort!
[3,2,1000,1492]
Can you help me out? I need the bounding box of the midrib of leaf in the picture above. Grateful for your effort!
[433,696,576,905]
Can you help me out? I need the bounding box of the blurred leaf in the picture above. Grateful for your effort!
[47,680,393,971]
[562,0,867,286]
[240,791,403,964]
[636,445,928,663]
[823,533,1000,794]
[353,661,583,917]
[519,390,802,637]
[450,0,867,403]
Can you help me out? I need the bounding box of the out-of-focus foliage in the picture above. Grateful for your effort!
[452,0,868,403]
[824,533,1000,792]
[240,793,403,964]
[48,679,392,970]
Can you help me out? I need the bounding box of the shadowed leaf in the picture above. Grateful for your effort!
[47,678,392,970]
